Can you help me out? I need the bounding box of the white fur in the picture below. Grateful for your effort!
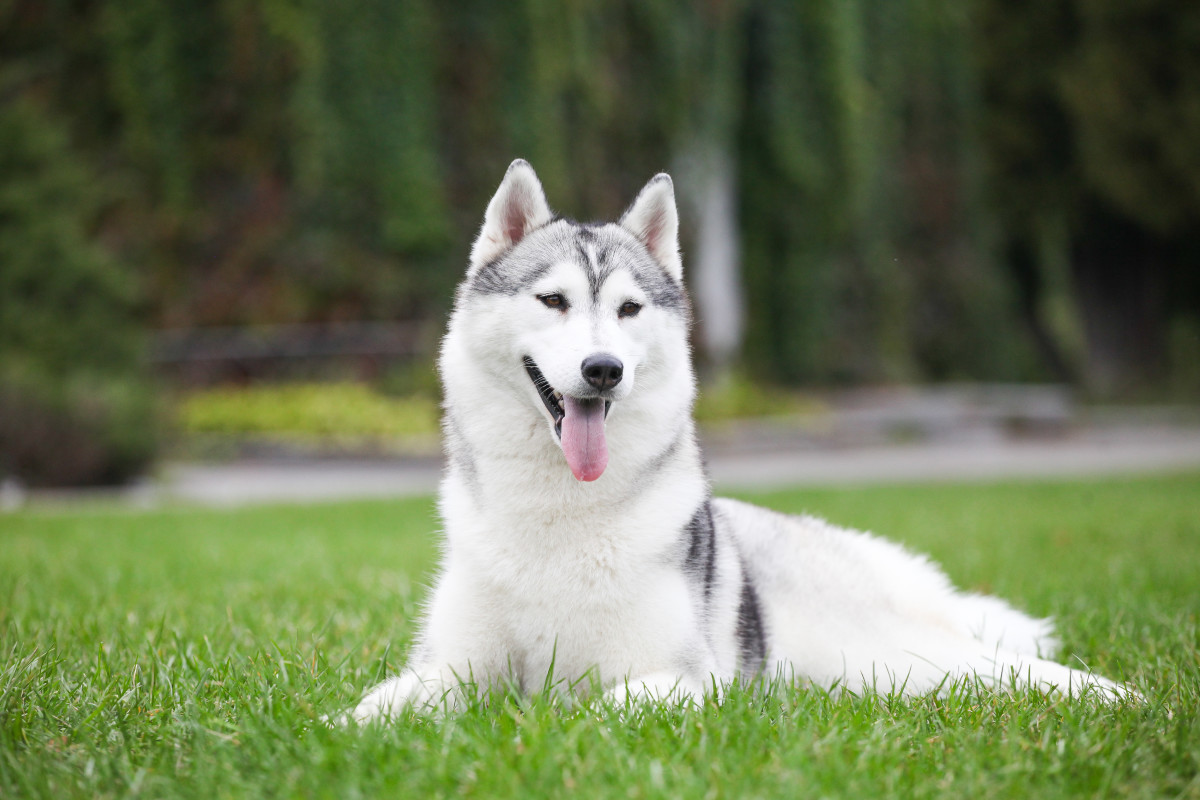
[348,162,1135,722]
[469,159,553,274]
[620,174,683,283]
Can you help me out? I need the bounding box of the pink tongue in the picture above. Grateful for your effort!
[560,396,608,481]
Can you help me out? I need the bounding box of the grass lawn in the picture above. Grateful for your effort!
[2,473,1198,798]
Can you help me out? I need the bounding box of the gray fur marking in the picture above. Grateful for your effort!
[684,500,717,603]
[468,222,687,315]
[443,412,480,497]
[736,572,768,675]
[469,254,554,298]
[631,427,685,491]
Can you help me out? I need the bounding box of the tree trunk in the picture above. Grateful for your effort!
[1005,239,1078,383]
[1070,203,1168,396]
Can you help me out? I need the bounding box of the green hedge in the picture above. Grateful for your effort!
[177,383,439,439]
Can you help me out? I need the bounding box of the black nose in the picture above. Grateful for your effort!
[581,354,623,391]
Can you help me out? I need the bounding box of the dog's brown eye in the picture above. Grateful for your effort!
[619,301,642,318]
[538,293,567,310]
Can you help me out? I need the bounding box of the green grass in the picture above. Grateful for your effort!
[2,474,1198,798]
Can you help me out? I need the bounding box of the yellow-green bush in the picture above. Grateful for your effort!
[177,383,439,439]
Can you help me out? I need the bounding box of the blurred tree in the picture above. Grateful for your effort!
[95,0,454,326]
[738,0,1038,384]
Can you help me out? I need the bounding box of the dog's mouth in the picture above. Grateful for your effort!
[523,356,611,482]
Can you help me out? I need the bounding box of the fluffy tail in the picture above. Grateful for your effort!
[969,651,1140,703]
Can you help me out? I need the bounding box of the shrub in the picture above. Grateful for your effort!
[177,382,439,439]
[0,102,156,486]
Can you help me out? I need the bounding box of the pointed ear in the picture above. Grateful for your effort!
[469,159,553,274]
[619,173,682,283]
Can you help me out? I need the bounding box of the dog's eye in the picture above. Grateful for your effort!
[538,293,567,310]
[619,301,642,318]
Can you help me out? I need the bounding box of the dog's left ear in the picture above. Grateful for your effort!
[470,159,553,275]
[620,174,682,283]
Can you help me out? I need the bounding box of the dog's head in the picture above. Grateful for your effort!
[445,159,692,483]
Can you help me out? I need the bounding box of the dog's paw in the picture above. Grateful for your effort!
[346,669,461,724]
[349,675,411,724]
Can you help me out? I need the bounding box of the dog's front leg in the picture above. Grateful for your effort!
[604,671,709,709]
[350,666,471,722]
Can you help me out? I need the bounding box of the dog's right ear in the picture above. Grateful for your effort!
[469,159,553,274]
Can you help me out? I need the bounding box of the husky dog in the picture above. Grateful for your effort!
[350,160,1131,721]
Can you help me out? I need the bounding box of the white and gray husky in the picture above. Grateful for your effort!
[350,160,1131,721]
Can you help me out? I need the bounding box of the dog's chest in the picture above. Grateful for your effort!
[470,514,661,602]
[453,510,697,684]
[490,558,696,689]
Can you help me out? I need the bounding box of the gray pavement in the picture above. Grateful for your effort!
[706,427,1200,490]
[152,426,1200,506]
[7,423,1200,510]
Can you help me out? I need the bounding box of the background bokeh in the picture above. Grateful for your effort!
[2,0,1198,486]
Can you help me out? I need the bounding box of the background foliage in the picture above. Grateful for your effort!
[2,0,1199,483]
[0,100,155,486]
